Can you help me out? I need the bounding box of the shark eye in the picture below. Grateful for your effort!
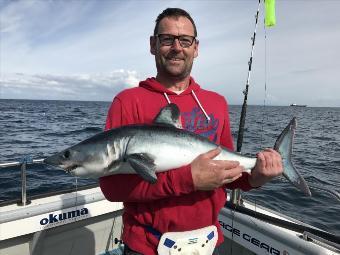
[63,150,70,159]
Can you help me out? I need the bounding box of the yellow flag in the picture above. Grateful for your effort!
[265,0,276,27]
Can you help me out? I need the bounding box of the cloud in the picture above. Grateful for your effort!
[0,70,140,101]
[1,0,339,107]
[0,0,97,43]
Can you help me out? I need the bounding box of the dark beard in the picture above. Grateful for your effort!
[156,57,193,81]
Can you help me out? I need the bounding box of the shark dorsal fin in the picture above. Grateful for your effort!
[153,103,182,128]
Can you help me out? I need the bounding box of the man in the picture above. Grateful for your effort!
[100,8,282,255]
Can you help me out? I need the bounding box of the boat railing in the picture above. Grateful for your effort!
[1,157,339,208]
[0,157,45,206]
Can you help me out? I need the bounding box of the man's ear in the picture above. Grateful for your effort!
[194,39,199,58]
[150,36,156,55]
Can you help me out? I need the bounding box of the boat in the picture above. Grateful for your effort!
[290,104,307,107]
[0,159,339,255]
[1,2,338,254]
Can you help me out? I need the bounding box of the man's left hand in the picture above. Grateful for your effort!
[248,148,283,188]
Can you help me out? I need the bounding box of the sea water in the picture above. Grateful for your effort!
[0,99,339,234]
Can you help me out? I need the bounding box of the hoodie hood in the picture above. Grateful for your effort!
[139,77,210,122]
[139,77,201,96]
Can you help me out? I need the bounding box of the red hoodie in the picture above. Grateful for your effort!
[99,77,252,254]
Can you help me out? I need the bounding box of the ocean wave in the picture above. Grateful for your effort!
[65,126,102,135]
[0,101,339,234]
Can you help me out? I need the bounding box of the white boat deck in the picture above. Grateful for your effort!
[1,186,339,255]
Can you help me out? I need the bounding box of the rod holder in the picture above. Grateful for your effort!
[17,156,32,206]
[230,189,242,205]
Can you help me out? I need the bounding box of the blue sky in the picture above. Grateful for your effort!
[1,0,339,106]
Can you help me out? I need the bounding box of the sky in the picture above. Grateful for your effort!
[1,0,339,107]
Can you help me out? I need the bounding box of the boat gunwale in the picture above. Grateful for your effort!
[0,183,99,207]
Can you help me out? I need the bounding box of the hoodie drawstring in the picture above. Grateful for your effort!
[191,90,211,122]
[163,92,171,104]
[163,91,211,122]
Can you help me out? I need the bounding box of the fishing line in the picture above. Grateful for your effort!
[229,198,238,255]
[67,177,78,255]
[66,177,79,254]
[260,15,268,148]
[75,176,78,208]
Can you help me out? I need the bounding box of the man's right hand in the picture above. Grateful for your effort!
[191,147,244,191]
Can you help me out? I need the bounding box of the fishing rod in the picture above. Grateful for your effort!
[230,0,340,206]
[229,3,263,253]
[231,0,261,206]
[236,0,261,154]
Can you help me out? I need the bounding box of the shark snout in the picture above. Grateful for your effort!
[44,150,83,174]
[44,154,62,166]
[44,148,73,165]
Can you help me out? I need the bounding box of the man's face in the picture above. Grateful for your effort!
[150,16,199,80]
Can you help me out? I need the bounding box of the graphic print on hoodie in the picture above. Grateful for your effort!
[181,107,219,142]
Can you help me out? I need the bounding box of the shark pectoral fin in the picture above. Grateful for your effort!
[126,153,157,184]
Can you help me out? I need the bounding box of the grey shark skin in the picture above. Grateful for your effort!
[44,104,311,196]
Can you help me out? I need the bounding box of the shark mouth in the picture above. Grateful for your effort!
[65,164,80,173]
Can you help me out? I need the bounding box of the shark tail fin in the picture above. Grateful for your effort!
[274,117,311,196]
